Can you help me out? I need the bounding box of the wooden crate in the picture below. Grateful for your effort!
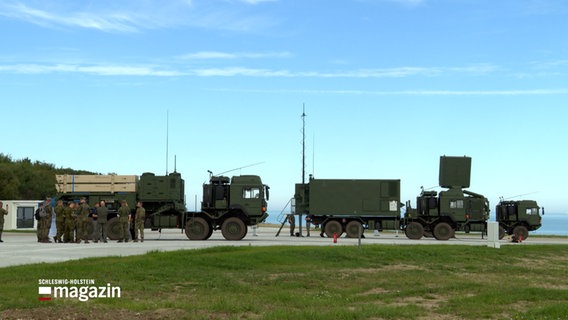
[56,183,137,193]
[56,175,138,184]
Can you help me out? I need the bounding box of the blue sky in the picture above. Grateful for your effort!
[1,0,567,214]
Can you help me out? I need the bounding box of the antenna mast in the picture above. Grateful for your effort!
[302,104,307,185]
[166,110,169,175]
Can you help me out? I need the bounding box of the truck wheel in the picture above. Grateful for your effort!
[499,226,506,240]
[513,225,529,241]
[324,220,343,238]
[433,222,453,241]
[405,222,423,240]
[105,217,122,240]
[345,221,363,238]
[221,217,247,240]
[185,217,210,240]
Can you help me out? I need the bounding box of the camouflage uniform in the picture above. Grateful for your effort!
[96,202,109,243]
[0,202,8,242]
[63,203,76,243]
[77,199,91,243]
[288,214,295,236]
[54,201,65,243]
[44,200,53,241]
[134,202,145,242]
[36,203,51,243]
[117,202,130,242]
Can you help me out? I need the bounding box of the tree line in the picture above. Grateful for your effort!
[0,153,96,200]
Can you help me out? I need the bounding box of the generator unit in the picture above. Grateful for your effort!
[295,178,401,238]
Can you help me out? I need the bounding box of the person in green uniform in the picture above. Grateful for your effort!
[36,202,51,243]
[117,200,130,243]
[54,200,65,243]
[44,198,53,242]
[63,202,76,243]
[0,201,8,243]
[77,197,90,244]
[95,200,109,243]
[134,201,145,242]
[288,213,295,236]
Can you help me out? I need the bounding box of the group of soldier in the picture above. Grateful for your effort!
[36,197,146,244]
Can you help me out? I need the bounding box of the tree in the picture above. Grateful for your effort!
[0,153,96,200]
[0,164,21,199]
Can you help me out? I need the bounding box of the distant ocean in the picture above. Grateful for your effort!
[531,213,568,236]
[264,212,568,236]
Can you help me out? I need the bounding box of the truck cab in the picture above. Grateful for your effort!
[191,175,269,240]
[229,175,269,225]
[496,200,542,240]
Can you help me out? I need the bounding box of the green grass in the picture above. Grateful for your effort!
[1,245,568,319]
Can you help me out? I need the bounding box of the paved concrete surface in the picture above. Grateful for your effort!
[1,227,566,268]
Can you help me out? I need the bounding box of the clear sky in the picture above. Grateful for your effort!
[1,0,567,214]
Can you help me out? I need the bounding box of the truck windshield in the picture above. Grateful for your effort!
[526,208,539,215]
[243,187,261,199]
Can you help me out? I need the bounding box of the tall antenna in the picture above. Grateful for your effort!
[299,104,307,237]
[301,104,307,185]
[166,110,169,175]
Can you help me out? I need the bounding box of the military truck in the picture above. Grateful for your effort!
[55,172,269,241]
[185,175,269,240]
[495,200,543,240]
[403,156,490,240]
[294,178,401,238]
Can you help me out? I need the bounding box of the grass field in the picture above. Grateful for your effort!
[1,244,567,320]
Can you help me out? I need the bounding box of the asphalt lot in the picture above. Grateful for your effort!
[1,227,567,268]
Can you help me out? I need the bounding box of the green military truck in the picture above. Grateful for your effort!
[186,175,269,240]
[403,156,490,240]
[294,178,401,237]
[56,172,269,240]
[495,200,543,241]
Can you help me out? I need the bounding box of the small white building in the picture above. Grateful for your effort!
[1,200,42,230]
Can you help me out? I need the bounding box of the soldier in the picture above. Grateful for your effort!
[117,200,130,243]
[0,201,8,243]
[305,215,312,237]
[91,203,99,242]
[54,200,65,243]
[96,200,109,243]
[36,202,50,243]
[134,201,145,242]
[63,202,76,243]
[44,198,53,242]
[288,213,295,236]
[77,197,91,244]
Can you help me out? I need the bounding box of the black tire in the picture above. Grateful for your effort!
[513,225,529,241]
[204,226,214,240]
[185,217,211,240]
[345,221,363,238]
[433,222,453,241]
[499,226,506,240]
[405,221,424,240]
[221,217,247,240]
[105,217,122,240]
[323,220,343,238]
